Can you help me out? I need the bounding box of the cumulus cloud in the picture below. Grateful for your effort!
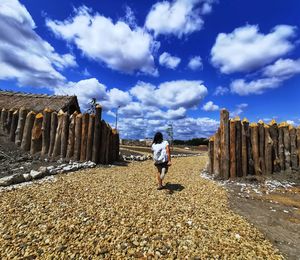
[0,0,76,88]
[211,24,297,74]
[213,86,229,96]
[145,0,216,38]
[187,56,203,70]
[130,80,208,109]
[262,58,300,78]
[230,103,248,117]
[159,52,181,69]
[47,6,159,75]
[148,107,187,120]
[202,101,219,111]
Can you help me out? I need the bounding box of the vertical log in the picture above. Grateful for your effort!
[21,111,36,151]
[41,108,52,156]
[269,120,280,172]
[48,112,58,157]
[247,126,254,175]
[66,112,78,160]
[208,137,214,174]
[115,132,120,161]
[235,117,242,177]
[86,114,95,161]
[258,120,265,175]
[108,128,114,164]
[80,113,89,161]
[99,120,107,164]
[105,125,112,164]
[242,118,249,177]
[264,125,273,175]
[92,105,102,163]
[15,108,28,146]
[229,119,236,178]
[250,123,261,175]
[9,110,19,142]
[297,127,300,169]
[6,109,14,134]
[281,123,291,171]
[30,113,43,154]
[0,108,8,132]
[61,113,69,159]
[220,109,230,179]
[278,126,285,171]
[290,126,298,170]
[52,110,64,158]
[74,114,82,161]
[213,128,221,177]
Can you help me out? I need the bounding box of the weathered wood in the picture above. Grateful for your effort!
[269,120,280,172]
[6,109,14,134]
[21,111,36,151]
[61,112,69,159]
[111,129,118,163]
[80,113,89,161]
[297,127,300,169]
[108,128,114,164]
[0,108,8,132]
[278,126,285,171]
[104,125,112,164]
[41,108,52,156]
[48,112,58,157]
[264,125,273,175]
[52,110,64,158]
[235,117,242,177]
[66,112,78,160]
[15,108,28,146]
[74,114,82,161]
[220,109,230,179]
[92,105,102,163]
[86,114,95,161]
[213,128,221,177]
[242,118,249,177]
[247,126,254,175]
[115,132,120,161]
[290,126,298,170]
[30,113,43,154]
[208,137,214,174]
[281,123,291,171]
[258,121,265,175]
[250,123,260,175]
[9,110,19,142]
[99,120,107,164]
[229,119,236,178]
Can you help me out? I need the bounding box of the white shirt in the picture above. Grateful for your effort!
[152,140,169,163]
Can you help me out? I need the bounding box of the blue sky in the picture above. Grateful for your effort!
[0,0,300,139]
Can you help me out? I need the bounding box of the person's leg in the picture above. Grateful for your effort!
[155,165,163,189]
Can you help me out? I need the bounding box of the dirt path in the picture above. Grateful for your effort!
[0,156,282,259]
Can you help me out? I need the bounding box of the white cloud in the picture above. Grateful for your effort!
[159,52,181,69]
[230,78,282,95]
[213,86,229,96]
[145,0,216,38]
[47,6,159,75]
[287,120,295,125]
[188,56,203,70]
[262,58,300,78]
[148,107,187,120]
[211,25,296,74]
[0,0,76,88]
[130,80,208,109]
[202,101,219,111]
[230,103,248,117]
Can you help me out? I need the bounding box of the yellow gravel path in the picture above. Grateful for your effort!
[0,156,282,259]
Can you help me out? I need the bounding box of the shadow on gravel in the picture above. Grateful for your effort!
[164,183,185,194]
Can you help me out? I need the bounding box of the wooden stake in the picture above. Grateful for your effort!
[80,113,89,161]
[61,112,69,159]
[250,123,260,175]
[21,111,36,151]
[99,120,107,164]
[6,109,14,134]
[74,113,82,161]
[281,123,291,171]
[269,120,280,172]
[104,125,112,164]
[9,110,19,142]
[41,108,52,156]
[48,112,58,157]
[213,128,221,177]
[235,117,242,177]
[0,108,8,133]
[92,105,102,163]
[86,114,95,161]
[229,119,236,178]
[208,136,214,174]
[115,132,120,161]
[220,109,230,179]
[66,111,78,160]
[15,108,28,146]
[52,110,64,158]
[278,126,285,171]
[30,113,43,154]
[290,126,298,170]
[258,120,265,175]
[264,125,273,175]
[242,118,249,177]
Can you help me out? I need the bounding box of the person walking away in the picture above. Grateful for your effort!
[151,132,171,190]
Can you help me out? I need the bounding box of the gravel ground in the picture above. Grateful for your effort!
[0,156,282,259]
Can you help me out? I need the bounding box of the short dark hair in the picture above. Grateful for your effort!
[153,132,163,144]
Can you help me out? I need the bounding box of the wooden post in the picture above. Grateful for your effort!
[213,128,221,177]
[99,120,107,164]
[86,114,95,161]
[281,123,291,171]
[66,111,78,160]
[242,118,249,177]
[104,125,112,164]
[80,113,89,161]
[208,137,214,174]
[0,108,8,132]
[15,108,28,146]
[220,109,230,179]
[248,126,254,175]
[9,110,19,142]
[92,105,102,163]
[41,108,52,156]
[30,113,43,154]
[264,125,273,175]
[258,120,265,175]
[115,132,120,161]
[229,119,236,178]
[250,123,260,175]
[61,112,69,159]
[21,111,36,151]
[297,127,300,169]
[52,110,64,158]
[48,112,58,157]
[235,117,242,177]
[269,120,280,172]
[290,126,298,170]
[74,113,82,161]
[6,109,14,134]
[278,125,285,171]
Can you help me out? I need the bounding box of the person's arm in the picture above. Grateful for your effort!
[166,144,171,166]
